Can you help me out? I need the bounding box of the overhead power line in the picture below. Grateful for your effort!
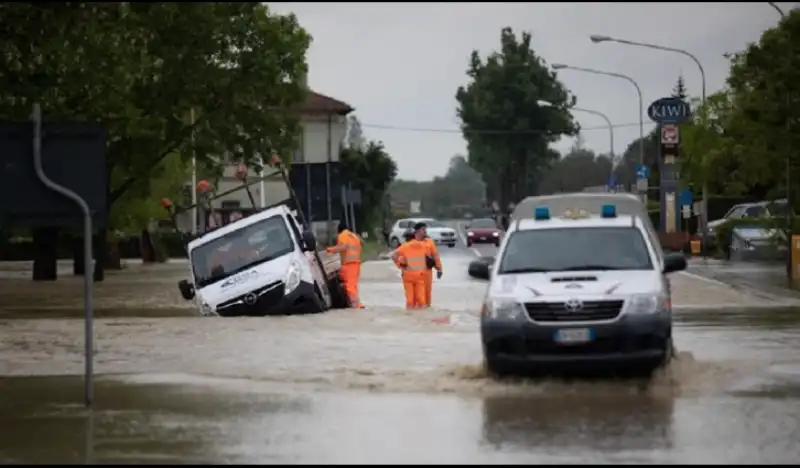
[359,120,655,135]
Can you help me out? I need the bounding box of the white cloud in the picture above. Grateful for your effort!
[270,2,791,181]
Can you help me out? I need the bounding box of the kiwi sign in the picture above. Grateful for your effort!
[647,96,691,124]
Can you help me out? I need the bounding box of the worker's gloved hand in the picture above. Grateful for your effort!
[436,270,443,279]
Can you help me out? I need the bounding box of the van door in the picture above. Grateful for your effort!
[287,213,331,307]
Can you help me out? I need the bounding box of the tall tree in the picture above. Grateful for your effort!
[340,141,398,231]
[346,115,366,151]
[672,74,689,99]
[456,27,578,209]
[0,2,312,280]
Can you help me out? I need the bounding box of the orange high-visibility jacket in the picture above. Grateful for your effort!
[391,239,428,273]
[327,229,362,265]
[422,237,442,271]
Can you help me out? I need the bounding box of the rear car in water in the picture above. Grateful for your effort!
[481,204,686,377]
[465,218,503,246]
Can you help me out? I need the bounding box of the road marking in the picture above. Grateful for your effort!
[678,270,735,288]
[472,248,482,257]
[456,222,469,246]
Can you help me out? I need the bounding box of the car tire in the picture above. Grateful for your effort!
[328,276,349,309]
[447,243,455,248]
[484,354,511,378]
[466,241,472,247]
[309,284,328,314]
[390,237,401,248]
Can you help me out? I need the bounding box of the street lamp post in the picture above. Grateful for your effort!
[552,64,644,167]
[767,2,793,284]
[538,100,615,185]
[589,34,708,255]
[552,63,645,196]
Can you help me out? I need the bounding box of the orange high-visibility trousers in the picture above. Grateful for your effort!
[340,263,363,308]
[402,270,426,309]
[423,269,433,307]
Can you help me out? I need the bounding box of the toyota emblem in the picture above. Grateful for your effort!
[244,293,257,306]
[564,298,583,312]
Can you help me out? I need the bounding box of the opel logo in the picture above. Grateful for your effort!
[564,298,583,312]
[244,293,258,306]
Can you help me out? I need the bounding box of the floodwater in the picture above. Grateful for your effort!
[1,244,800,464]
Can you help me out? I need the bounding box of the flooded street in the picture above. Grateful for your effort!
[2,244,800,463]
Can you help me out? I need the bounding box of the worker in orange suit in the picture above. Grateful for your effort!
[419,223,443,307]
[326,222,364,309]
[391,223,440,309]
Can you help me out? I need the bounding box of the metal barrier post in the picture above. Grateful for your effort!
[31,104,95,407]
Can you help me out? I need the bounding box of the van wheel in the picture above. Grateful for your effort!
[309,284,328,314]
[328,276,349,309]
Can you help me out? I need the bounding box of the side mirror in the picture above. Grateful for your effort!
[302,230,317,252]
[178,279,195,301]
[663,252,687,274]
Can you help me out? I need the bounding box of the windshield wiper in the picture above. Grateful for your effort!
[501,267,553,274]
[558,265,623,271]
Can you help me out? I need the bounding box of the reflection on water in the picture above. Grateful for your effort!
[481,394,675,453]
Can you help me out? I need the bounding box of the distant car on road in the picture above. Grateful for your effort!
[388,217,457,248]
[464,218,503,247]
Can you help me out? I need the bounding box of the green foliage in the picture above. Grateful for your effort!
[388,155,486,219]
[538,143,613,194]
[0,2,311,226]
[678,11,800,206]
[340,139,398,231]
[672,75,689,100]
[456,27,578,207]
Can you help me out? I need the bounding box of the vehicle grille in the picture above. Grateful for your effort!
[440,232,454,238]
[524,300,624,322]
[217,280,285,316]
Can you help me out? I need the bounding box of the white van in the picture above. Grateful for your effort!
[177,204,347,317]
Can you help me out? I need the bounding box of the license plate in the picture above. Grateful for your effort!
[554,328,593,344]
[480,237,486,241]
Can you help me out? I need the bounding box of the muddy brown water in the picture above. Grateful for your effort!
[2,253,800,463]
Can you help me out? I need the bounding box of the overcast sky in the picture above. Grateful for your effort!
[271,2,792,181]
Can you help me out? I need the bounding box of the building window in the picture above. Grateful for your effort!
[293,128,305,163]
[221,200,240,209]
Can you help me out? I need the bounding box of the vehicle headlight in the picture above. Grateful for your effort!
[467,231,474,236]
[628,294,668,314]
[482,299,524,320]
[285,261,301,292]
[200,301,217,317]
[492,232,499,237]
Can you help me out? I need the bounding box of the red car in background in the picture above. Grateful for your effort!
[465,218,503,247]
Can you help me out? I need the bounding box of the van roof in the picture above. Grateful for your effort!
[187,204,289,251]
[513,193,648,221]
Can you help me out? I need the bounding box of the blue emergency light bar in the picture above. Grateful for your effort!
[534,207,550,220]
[601,204,617,218]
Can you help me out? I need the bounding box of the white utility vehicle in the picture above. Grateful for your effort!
[481,203,686,377]
[168,161,347,317]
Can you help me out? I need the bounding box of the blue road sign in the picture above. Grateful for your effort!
[607,175,616,190]
[679,188,693,207]
[635,164,650,180]
[647,96,692,124]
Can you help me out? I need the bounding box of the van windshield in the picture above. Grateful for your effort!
[498,227,653,274]
[190,215,294,287]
